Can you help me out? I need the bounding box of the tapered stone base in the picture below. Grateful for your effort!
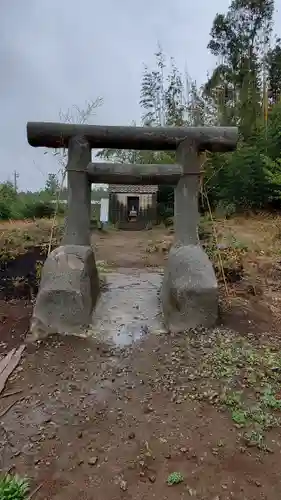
[27,245,99,342]
[161,244,218,333]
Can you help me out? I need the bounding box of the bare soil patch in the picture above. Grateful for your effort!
[1,216,281,499]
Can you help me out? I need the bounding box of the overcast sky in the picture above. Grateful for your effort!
[1,0,281,191]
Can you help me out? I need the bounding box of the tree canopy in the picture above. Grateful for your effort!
[98,0,281,214]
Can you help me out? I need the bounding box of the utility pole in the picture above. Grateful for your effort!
[13,170,19,192]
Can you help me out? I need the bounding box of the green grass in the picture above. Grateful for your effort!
[0,474,29,500]
[195,333,281,450]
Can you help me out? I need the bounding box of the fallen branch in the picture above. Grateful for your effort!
[27,482,44,499]
[0,397,24,418]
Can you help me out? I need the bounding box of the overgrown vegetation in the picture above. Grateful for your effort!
[98,0,281,218]
[0,219,63,261]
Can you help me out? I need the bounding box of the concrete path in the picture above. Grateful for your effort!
[90,269,166,346]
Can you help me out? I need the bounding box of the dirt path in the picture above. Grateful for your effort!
[1,330,281,500]
[1,226,281,499]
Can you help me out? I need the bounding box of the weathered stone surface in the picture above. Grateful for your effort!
[27,245,99,341]
[160,139,218,332]
[63,136,92,246]
[161,244,218,332]
[87,162,182,185]
[27,122,238,152]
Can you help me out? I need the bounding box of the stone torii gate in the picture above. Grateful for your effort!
[26,122,238,340]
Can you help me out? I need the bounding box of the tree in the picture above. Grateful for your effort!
[44,98,104,201]
[140,47,188,128]
[99,31,281,214]
[0,182,17,219]
[205,0,274,138]
[45,173,60,196]
[50,98,104,170]
[44,98,104,216]
[267,38,281,104]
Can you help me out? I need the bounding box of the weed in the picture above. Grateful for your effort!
[197,333,281,449]
[222,391,242,408]
[0,474,29,500]
[0,220,63,261]
[35,260,44,283]
[96,260,114,274]
[232,408,248,426]
[167,472,184,486]
[261,387,281,410]
[243,430,266,449]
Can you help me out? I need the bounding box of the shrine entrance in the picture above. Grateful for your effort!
[127,196,139,221]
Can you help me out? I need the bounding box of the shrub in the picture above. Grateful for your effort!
[0,182,67,220]
[20,199,55,219]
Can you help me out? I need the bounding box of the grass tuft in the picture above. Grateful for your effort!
[0,474,29,500]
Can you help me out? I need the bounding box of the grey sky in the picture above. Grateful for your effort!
[1,0,281,191]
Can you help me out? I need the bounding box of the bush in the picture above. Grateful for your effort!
[214,201,237,219]
[20,199,55,219]
[0,182,66,220]
[0,182,17,219]
[0,199,13,219]
[157,203,174,223]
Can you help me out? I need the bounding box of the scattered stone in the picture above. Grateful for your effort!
[128,431,135,439]
[119,479,128,491]
[148,474,156,483]
[187,488,197,496]
[88,456,98,466]
[12,450,21,458]
[143,404,154,414]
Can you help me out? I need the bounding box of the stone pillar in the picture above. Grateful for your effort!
[62,135,92,246]
[28,135,100,342]
[160,139,218,333]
